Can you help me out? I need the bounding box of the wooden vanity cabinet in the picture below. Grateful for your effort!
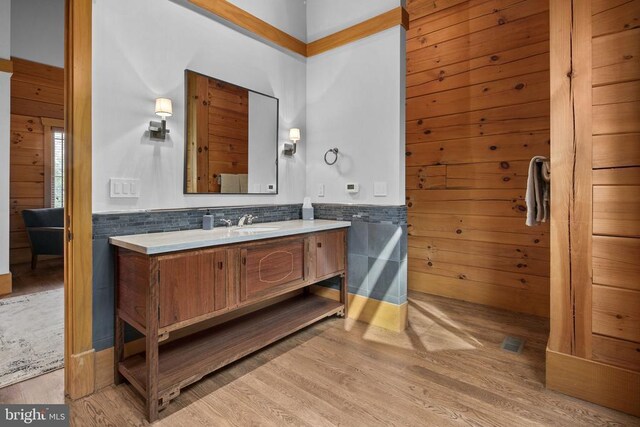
[240,236,307,304]
[114,228,348,422]
[157,248,230,328]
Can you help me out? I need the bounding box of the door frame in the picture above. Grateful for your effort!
[64,0,94,399]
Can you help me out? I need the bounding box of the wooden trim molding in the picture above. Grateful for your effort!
[0,272,12,296]
[64,0,94,400]
[0,58,13,74]
[188,0,307,56]
[310,285,408,332]
[187,0,408,58]
[307,7,409,57]
[546,348,640,417]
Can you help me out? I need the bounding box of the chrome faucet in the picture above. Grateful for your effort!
[238,214,257,227]
[220,219,233,228]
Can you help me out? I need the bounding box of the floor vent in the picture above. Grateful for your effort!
[501,336,525,354]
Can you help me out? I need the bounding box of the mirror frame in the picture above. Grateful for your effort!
[183,69,280,195]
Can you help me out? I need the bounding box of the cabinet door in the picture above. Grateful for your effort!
[158,249,227,328]
[240,238,306,303]
[316,230,346,279]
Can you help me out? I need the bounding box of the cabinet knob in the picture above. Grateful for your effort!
[218,261,223,270]
[317,242,322,248]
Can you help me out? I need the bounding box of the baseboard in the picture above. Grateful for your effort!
[67,349,95,400]
[546,347,640,417]
[310,285,408,332]
[0,272,12,296]
[408,271,550,318]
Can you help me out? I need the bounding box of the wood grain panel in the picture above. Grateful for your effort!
[593,101,640,135]
[592,334,640,371]
[406,40,549,88]
[592,80,640,105]
[593,236,640,291]
[406,70,549,121]
[407,0,469,22]
[592,285,640,343]
[406,131,550,166]
[408,235,550,260]
[593,133,640,168]
[407,0,547,53]
[593,166,640,185]
[593,186,640,237]
[592,27,640,69]
[592,0,640,37]
[158,249,227,328]
[407,0,550,316]
[409,270,549,317]
[307,7,408,57]
[406,11,548,74]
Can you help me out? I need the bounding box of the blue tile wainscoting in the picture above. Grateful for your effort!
[313,204,408,306]
[91,203,407,351]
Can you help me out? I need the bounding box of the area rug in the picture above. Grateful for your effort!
[0,288,64,388]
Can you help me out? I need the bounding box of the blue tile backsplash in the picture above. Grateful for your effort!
[91,203,407,350]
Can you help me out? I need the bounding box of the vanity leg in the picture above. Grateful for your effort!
[340,271,349,318]
[146,260,160,422]
[114,314,125,385]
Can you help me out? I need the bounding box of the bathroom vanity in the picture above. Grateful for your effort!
[109,220,350,422]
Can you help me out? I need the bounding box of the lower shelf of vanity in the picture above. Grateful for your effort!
[118,293,344,403]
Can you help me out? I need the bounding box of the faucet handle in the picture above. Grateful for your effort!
[220,219,233,227]
[247,215,257,225]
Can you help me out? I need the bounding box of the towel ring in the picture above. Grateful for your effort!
[324,148,339,165]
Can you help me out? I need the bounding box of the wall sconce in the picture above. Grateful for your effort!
[149,97,172,140]
[284,128,301,156]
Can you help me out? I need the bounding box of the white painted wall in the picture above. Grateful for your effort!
[93,0,307,213]
[10,0,65,67]
[306,26,405,205]
[0,0,10,275]
[228,0,307,42]
[306,0,401,41]
[248,92,278,193]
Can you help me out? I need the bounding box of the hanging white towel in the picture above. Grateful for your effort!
[238,174,248,193]
[220,174,240,193]
[526,156,550,226]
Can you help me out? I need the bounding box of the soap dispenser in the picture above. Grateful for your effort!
[203,210,214,230]
[302,197,314,220]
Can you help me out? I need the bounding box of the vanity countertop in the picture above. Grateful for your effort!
[109,219,351,255]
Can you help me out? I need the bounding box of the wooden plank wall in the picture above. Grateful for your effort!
[405,0,551,316]
[590,0,640,372]
[207,78,249,193]
[9,58,64,265]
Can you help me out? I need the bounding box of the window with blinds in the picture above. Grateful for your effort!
[52,128,65,208]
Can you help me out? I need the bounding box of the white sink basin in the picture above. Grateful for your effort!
[232,227,280,233]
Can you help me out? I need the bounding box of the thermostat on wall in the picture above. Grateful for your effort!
[346,183,360,193]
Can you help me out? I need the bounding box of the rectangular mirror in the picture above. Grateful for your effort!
[184,70,279,194]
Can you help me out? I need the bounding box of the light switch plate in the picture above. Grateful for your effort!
[318,184,325,197]
[374,181,387,197]
[110,178,140,198]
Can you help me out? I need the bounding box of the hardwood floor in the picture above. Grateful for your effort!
[3,259,64,299]
[2,292,639,426]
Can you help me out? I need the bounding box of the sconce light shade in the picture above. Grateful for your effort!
[150,97,172,140]
[155,98,173,118]
[284,128,301,156]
